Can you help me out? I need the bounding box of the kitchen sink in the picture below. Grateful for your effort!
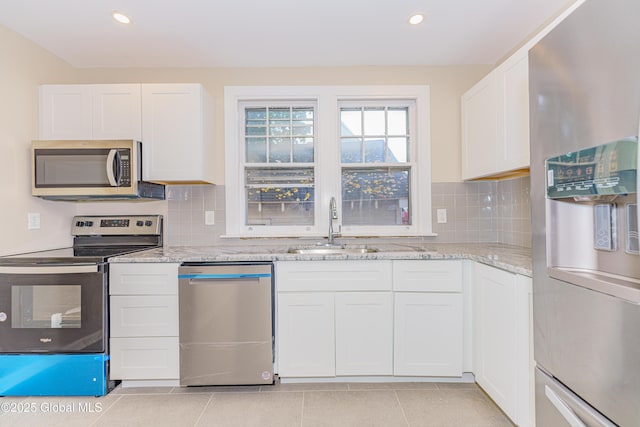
[287,246,378,255]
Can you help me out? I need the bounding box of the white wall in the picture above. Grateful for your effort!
[0,25,78,255]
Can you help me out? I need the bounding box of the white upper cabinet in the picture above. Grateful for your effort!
[461,48,530,180]
[39,84,141,140]
[461,72,499,180]
[141,83,214,184]
[38,83,214,183]
[496,49,530,173]
[92,85,142,140]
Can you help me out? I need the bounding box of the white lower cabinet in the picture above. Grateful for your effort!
[394,292,462,376]
[276,260,393,378]
[473,262,533,426]
[275,260,463,379]
[277,292,335,377]
[109,263,180,382]
[393,260,463,377]
[335,292,393,376]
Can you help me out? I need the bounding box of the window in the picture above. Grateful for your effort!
[340,103,413,228]
[224,86,433,238]
[243,104,316,227]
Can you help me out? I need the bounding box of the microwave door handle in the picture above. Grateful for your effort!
[106,149,119,187]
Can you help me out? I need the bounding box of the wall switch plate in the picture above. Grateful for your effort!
[27,212,41,230]
[205,210,215,225]
[436,208,447,224]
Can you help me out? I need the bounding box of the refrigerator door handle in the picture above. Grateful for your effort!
[545,385,587,427]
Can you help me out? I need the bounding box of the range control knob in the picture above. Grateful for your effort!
[85,221,93,227]
[76,221,85,227]
[136,220,144,227]
[145,220,153,227]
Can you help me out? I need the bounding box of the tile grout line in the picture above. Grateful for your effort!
[393,389,411,427]
[193,393,215,427]
[88,394,124,427]
[300,391,305,427]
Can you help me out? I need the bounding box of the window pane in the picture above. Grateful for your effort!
[246,108,267,120]
[246,167,314,226]
[269,137,291,163]
[342,168,410,226]
[363,108,385,135]
[364,138,386,163]
[388,137,407,163]
[341,109,362,136]
[387,108,408,135]
[246,137,267,163]
[292,108,313,120]
[269,124,291,136]
[293,137,314,162]
[269,108,290,120]
[341,138,362,163]
[292,125,313,136]
[246,126,266,136]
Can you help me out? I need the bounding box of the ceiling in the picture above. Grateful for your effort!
[0,0,573,68]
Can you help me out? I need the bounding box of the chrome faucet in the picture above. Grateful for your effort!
[328,196,340,245]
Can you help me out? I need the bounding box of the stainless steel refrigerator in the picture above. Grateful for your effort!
[529,0,640,425]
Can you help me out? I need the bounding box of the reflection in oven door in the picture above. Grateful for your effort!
[12,284,81,329]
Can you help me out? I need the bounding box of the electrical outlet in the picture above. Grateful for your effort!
[27,212,41,230]
[436,208,447,224]
[205,210,215,225]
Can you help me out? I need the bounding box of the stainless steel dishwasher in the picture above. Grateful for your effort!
[178,262,274,386]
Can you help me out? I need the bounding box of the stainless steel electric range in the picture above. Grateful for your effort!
[0,215,162,396]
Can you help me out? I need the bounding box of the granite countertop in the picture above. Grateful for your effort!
[110,242,532,277]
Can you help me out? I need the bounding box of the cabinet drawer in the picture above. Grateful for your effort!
[110,263,179,295]
[393,260,462,292]
[276,260,392,291]
[110,337,179,380]
[110,295,178,337]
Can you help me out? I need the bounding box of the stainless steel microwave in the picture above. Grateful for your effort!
[32,140,165,201]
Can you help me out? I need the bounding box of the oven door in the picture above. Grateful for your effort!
[0,264,107,353]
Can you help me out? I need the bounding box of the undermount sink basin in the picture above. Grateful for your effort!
[288,246,378,255]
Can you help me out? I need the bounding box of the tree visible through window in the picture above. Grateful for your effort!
[340,105,412,226]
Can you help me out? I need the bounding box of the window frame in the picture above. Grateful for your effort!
[224,85,434,238]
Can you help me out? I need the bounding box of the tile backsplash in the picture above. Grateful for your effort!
[430,176,531,247]
[166,176,532,248]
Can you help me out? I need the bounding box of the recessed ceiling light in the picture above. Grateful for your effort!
[408,13,424,25]
[112,11,131,24]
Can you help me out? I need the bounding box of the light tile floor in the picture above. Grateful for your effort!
[0,382,514,427]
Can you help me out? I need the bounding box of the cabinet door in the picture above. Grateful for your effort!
[110,337,179,380]
[394,292,463,377]
[497,50,530,172]
[335,292,393,376]
[141,83,212,183]
[110,295,179,337]
[109,263,179,295]
[393,260,462,292]
[473,262,518,422]
[461,72,498,180]
[39,85,92,139]
[92,84,142,140]
[277,293,335,377]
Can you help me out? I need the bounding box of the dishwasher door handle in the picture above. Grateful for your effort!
[178,273,271,280]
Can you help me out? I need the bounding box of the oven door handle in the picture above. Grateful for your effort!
[0,265,99,274]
